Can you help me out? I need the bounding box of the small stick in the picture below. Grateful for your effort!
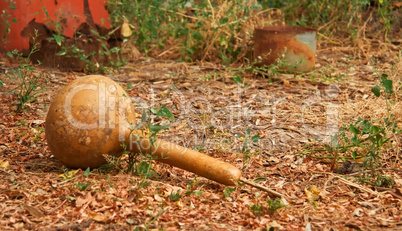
[348,168,402,176]
[240,177,288,200]
[47,199,67,215]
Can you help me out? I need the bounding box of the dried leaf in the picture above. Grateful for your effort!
[175,200,184,209]
[88,212,107,222]
[76,192,94,208]
[0,160,9,169]
[23,204,44,217]
[267,221,284,230]
[8,189,22,199]
[13,222,24,229]
[154,194,163,202]
[354,208,364,217]
[35,188,47,195]
[305,185,320,202]
[121,20,133,37]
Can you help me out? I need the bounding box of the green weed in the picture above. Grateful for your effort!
[266,198,286,214]
[169,190,182,202]
[223,187,236,198]
[185,180,203,196]
[52,32,125,73]
[76,182,92,191]
[107,0,271,63]
[265,0,395,38]
[249,198,286,216]
[235,129,260,168]
[84,167,91,178]
[101,105,174,189]
[249,203,264,216]
[303,74,399,187]
[202,50,297,85]
[5,30,48,112]
[306,63,347,84]
[0,0,16,44]
[376,0,394,39]
[38,5,126,73]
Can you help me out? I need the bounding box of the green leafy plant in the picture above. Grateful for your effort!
[371,74,394,114]
[195,145,204,152]
[235,129,260,168]
[39,5,126,73]
[232,74,248,86]
[76,182,92,191]
[137,180,152,189]
[58,41,125,73]
[266,198,286,214]
[264,0,395,38]
[5,30,47,112]
[203,50,298,85]
[249,198,286,216]
[185,180,203,196]
[169,190,182,202]
[306,63,347,84]
[302,74,398,187]
[84,168,91,178]
[375,0,394,39]
[128,105,174,175]
[106,0,271,63]
[0,0,16,44]
[51,31,125,73]
[101,104,174,189]
[249,203,264,216]
[223,187,236,198]
[135,160,156,178]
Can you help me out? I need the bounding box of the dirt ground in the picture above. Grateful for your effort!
[0,33,401,230]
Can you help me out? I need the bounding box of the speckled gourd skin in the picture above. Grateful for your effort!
[45,75,136,168]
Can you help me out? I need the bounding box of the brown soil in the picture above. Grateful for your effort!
[0,34,401,230]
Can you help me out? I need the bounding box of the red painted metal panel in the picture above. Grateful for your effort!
[0,0,110,52]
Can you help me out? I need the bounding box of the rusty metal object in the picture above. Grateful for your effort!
[254,26,317,73]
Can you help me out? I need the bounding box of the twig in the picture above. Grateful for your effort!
[348,168,402,176]
[207,0,215,20]
[145,207,170,229]
[201,32,221,61]
[334,175,379,196]
[317,32,341,45]
[278,126,302,135]
[393,133,400,167]
[315,172,381,196]
[198,66,225,71]
[0,168,12,175]
[386,191,402,200]
[240,177,288,200]
[157,47,177,57]
[47,199,67,215]
[175,11,198,20]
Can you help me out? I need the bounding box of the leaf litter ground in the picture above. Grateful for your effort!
[0,37,401,230]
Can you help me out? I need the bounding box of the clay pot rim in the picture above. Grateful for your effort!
[255,26,317,33]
